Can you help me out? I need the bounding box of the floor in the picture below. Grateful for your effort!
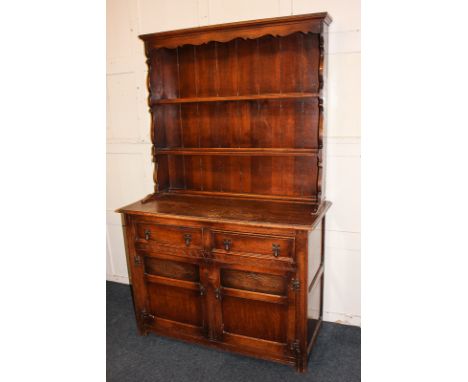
[107,281,360,382]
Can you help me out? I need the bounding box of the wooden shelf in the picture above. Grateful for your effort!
[151,92,319,105]
[154,148,319,156]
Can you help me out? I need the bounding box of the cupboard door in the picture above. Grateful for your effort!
[214,264,297,360]
[141,255,208,339]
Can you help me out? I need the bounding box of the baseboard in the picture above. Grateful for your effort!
[106,274,130,284]
[323,311,361,327]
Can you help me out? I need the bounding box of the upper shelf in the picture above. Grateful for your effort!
[140,13,332,50]
[151,92,320,106]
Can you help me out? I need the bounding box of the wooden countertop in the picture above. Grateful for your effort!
[117,193,331,231]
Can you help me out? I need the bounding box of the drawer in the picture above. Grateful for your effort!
[135,223,202,249]
[212,231,294,260]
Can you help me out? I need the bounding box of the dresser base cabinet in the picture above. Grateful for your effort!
[119,195,330,372]
[117,12,332,373]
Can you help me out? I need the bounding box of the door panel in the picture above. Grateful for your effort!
[144,257,200,282]
[147,282,203,326]
[141,252,207,337]
[222,295,288,342]
[216,264,296,351]
[221,269,287,295]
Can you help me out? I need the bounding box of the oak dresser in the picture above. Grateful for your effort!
[117,12,332,372]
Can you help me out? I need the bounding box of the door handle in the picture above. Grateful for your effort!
[199,284,206,296]
[184,233,192,246]
[223,239,232,251]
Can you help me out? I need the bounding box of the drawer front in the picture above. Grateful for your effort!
[136,223,202,249]
[212,231,294,260]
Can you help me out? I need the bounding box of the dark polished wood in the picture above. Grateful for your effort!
[151,92,319,105]
[118,12,332,373]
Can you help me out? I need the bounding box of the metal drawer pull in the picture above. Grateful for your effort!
[144,229,151,241]
[223,239,232,251]
[272,244,280,257]
[214,287,222,300]
[184,233,192,246]
[199,285,206,296]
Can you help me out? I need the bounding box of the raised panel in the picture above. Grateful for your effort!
[144,258,200,282]
[222,295,287,342]
[147,282,203,327]
[221,269,287,295]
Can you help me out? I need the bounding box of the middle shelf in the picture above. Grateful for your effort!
[154,148,319,156]
[150,92,320,105]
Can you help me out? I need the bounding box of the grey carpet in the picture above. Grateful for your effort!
[107,281,360,382]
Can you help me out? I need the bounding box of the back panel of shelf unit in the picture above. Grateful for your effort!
[156,154,319,200]
[149,33,320,100]
[149,32,322,201]
[153,99,320,149]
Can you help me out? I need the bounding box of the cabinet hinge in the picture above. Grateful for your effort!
[141,310,155,324]
[214,287,222,300]
[134,255,141,266]
[291,279,300,291]
[290,340,301,354]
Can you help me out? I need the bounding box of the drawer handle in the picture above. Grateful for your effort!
[272,244,280,257]
[144,229,151,241]
[184,233,192,246]
[223,239,232,251]
[199,284,206,296]
[215,287,222,300]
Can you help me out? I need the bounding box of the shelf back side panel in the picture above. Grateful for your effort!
[148,31,323,202]
[149,33,320,101]
[157,154,318,201]
[153,99,320,149]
